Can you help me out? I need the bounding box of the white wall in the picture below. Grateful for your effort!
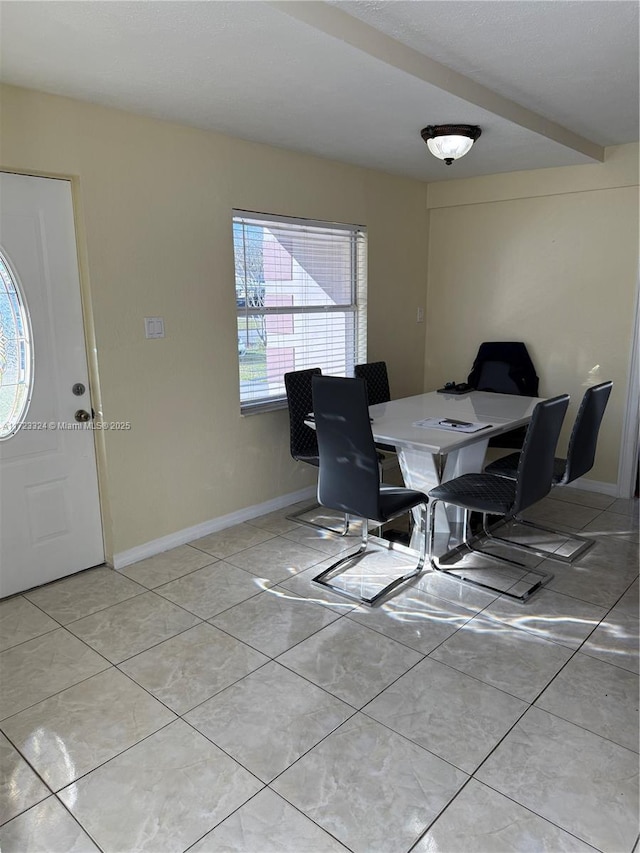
[424,143,639,488]
[2,83,636,561]
[0,84,429,559]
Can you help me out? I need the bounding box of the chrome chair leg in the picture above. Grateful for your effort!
[286,504,353,536]
[482,514,595,563]
[428,500,553,602]
[313,510,427,607]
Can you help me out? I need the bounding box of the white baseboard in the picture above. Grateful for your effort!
[112,485,316,570]
[110,474,621,571]
[567,476,618,497]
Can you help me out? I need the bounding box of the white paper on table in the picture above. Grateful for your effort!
[413,417,493,433]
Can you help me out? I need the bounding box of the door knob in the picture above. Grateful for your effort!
[74,409,91,423]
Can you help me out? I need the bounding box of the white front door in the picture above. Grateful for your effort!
[0,172,104,597]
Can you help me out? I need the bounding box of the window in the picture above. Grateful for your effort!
[233,211,367,413]
[0,251,33,439]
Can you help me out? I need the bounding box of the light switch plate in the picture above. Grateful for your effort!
[144,317,165,339]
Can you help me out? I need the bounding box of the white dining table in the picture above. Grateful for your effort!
[368,390,545,549]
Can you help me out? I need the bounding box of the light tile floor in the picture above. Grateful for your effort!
[0,489,638,853]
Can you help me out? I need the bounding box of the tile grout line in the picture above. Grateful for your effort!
[1,499,637,851]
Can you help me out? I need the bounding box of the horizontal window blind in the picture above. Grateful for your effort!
[233,211,367,413]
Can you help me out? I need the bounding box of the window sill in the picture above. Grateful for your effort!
[240,397,288,416]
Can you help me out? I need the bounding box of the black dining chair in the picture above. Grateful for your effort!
[468,341,539,449]
[355,361,397,458]
[355,361,391,405]
[284,368,351,535]
[311,375,429,606]
[427,394,570,601]
[484,380,613,561]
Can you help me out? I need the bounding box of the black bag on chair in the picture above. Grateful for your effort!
[468,341,539,449]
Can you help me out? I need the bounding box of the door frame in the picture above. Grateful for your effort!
[617,269,640,498]
[1,167,112,562]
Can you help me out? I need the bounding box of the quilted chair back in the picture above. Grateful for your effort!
[284,368,322,463]
[562,381,613,485]
[313,376,382,521]
[355,361,391,406]
[512,394,570,516]
[468,341,539,396]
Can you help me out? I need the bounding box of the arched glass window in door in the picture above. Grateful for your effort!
[0,251,33,439]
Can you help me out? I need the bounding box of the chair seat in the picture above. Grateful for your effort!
[428,394,570,602]
[481,381,612,567]
[378,485,427,522]
[429,473,516,515]
[486,453,567,484]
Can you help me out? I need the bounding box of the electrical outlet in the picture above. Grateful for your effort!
[416,306,425,323]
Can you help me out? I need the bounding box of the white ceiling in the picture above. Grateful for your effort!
[1,0,638,182]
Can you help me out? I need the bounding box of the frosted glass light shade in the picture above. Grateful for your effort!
[426,135,475,162]
[420,125,482,165]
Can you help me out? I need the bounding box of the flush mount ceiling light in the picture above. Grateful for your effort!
[420,125,482,165]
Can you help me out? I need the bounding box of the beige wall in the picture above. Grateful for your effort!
[2,83,636,558]
[0,84,429,558]
[424,143,639,486]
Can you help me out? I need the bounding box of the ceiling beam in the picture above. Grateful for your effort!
[270,1,605,162]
